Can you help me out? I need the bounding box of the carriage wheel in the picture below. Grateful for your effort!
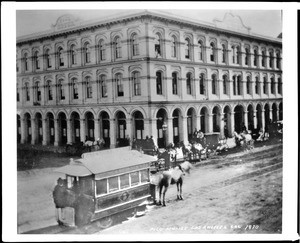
[96,216,113,229]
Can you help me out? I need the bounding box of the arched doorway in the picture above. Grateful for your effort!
[24,113,31,144]
[187,108,196,141]
[279,103,283,121]
[58,112,67,145]
[46,113,55,145]
[172,109,181,145]
[247,105,254,133]
[264,104,270,132]
[35,113,43,144]
[100,111,110,148]
[17,115,21,143]
[212,106,220,132]
[200,107,209,133]
[223,106,231,137]
[70,112,80,143]
[256,104,262,130]
[272,103,278,122]
[116,111,128,147]
[133,111,144,139]
[85,112,95,141]
[156,108,168,148]
[234,105,244,133]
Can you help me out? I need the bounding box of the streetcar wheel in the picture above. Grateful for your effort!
[97,216,113,229]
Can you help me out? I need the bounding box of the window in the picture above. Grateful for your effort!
[276,52,280,69]
[100,75,107,97]
[108,176,119,192]
[120,174,130,189]
[199,73,205,95]
[236,46,241,64]
[47,81,53,100]
[222,44,226,63]
[116,73,124,97]
[278,77,282,94]
[114,37,121,59]
[172,72,178,95]
[58,79,65,100]
[99,40,106,61]
[246,76,251,94]
[237,75,242,95]
[232,46,236,64]
[271,77,275,94]
[156,71,162,95]
[140,169,149,183]
[24,53,29,71]
[269,51,274,68]
[34,82,41,102]
[253,49,258,67]
[34,51,40,70]
[186,73,192,95]
[171,36,177,57]
[132,72,141,96]
[45,49,51,68]
[130,171,139,186]
[70,45,77,65]
[223,75,228,94]
[85,77,92,98]
[58,47,64,67]
[185,38,191,59]
[261,50,266,67]
[83,42,91,64]
[96,179,107,195]
[233,75,237,95]
[72,78,79,99]
[245,48,250,66]
[211,74,217,94]
[210,42,215,62]
[131,34,139,56]
[255,77,259,94]
[25,83,30,101]
[263,76,267,94]
[198,40,203,61]
[154,34,161,56]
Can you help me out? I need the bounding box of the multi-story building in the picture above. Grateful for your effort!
[16,10,282,148]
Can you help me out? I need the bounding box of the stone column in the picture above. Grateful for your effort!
[269,109,273,123]
[126,118,132,140]
[196,115,201,131]
[167,117,173,145]
[54,119,59,146]
[253,111,257,129]
[220,113,225,137]
[31,118,36,145]
[150,118,158,146]
[42,118,48,145]
[94,118,100,141]
[208,113,213,133]
[109,119,116,148]
[182,116,188,145]
[261,110,265,131]
[244,111,248,130]
[230,112,235,136]
[20,118,26,144]
[143,119,150,140]
[67,119,72,144]
[80,118,86,143]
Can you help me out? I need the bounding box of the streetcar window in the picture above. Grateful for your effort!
[140,169,149,183]
[108,176,119,192]
[130,171,139,186]
[120,174,130,189]
[96,179,107,195]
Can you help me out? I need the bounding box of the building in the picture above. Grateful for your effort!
[16,10,282,148]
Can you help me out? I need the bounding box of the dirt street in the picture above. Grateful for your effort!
[17,141,282,234]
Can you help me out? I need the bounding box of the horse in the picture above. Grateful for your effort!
[156,161,193,206]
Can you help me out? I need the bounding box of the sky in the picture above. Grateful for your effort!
[16,9,282,39]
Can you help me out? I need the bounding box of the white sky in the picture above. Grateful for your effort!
[16,9,282,38]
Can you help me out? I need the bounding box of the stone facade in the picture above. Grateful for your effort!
[17,11,282,148]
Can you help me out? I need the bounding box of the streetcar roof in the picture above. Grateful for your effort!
[55,147,157,177]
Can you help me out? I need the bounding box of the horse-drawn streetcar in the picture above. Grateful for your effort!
[53,147,157,228]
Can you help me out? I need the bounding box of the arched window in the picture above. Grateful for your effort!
[34,51,40,70]
[185,38,191,59]
[269,50,274,68]
[211,74,217,94]
[236,46,241,64]
[276,52,280,69]
[114,37,122,59]
[100,75,107,97]
[83,42,91,64]
[172,72,178,95]
[223,75,228,94]
[253,49,258,67]
[233,75,237,95]
[171,36,177,57]
[58,47,64,67]
[270,77,275,94]
[263,76,267,94]
[99,40,106,61]
[72,78,79,99]
[47,80,53,101]
[154,33,162,57]
[210,42,215,62]
[198,40,203,61]
[237,75,242,95]
[45,49,51,68]
[132,72,141,96]
[222,44,226,63]
[70,45,77,65]
[24,53,29,71]
[199,73,205,95]
[156,71,162,95]
[34,82,41,102]
[255,77,259,94]
[245,48,250,66]
[115,73,123,96]
[232,46,236,64]
[25,83,30,101]
[278,77,282,94]
[58,79,65,100]
[246,76,251,94]
[186,73,192,95]
[261,50,266,67]
[85,77,92,98]
[131,34,139,56]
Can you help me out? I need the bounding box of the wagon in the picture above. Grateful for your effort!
[53,146,157,228]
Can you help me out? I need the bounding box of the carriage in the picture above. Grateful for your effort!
[53,146,157,228]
